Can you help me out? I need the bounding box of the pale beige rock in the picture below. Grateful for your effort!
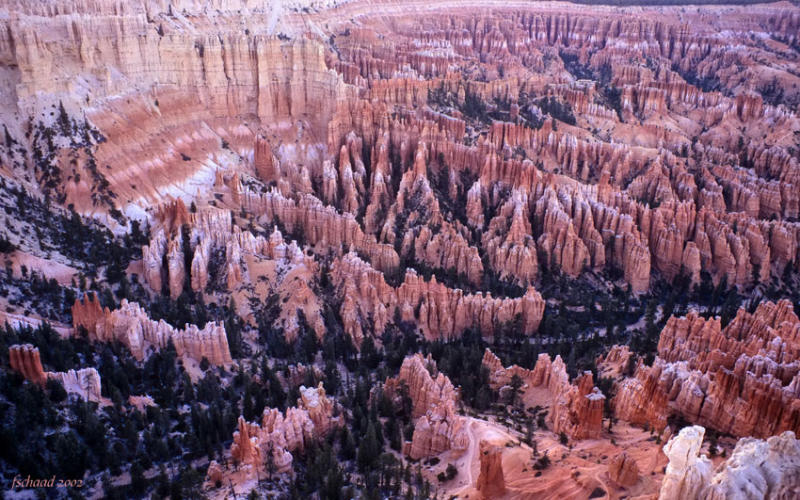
[9,344,102,402]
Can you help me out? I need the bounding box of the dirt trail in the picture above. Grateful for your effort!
[463,418,479,485]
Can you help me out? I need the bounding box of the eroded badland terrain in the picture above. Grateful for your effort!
[1,0,800,498]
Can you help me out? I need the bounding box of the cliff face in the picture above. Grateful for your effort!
[612,300,800,438]
[659,425,800,500]
[72,293,232,366]
[383,354,469,459]
[223,383,341,479]
[8,344,102,402]
[482,349,605,440]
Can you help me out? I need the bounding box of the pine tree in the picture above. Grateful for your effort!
[358,422,381,471]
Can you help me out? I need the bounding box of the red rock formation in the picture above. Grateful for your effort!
[551,371,606,440]
[254,135,278,182]
[9,344,46,385]
[244,190,401,273]
[332,253,545,345]
[596,345,634,379]
[612,359,671,432]
[482,348,537,390]
[227,383,341,478]
[608,451,640,487]
[9,344,102,401]
[482,349,605,440]
[72,294,232,366]
[613,300,800,438]
[383,354,469,459]
[482,190,539,286]
[477,440,506,498]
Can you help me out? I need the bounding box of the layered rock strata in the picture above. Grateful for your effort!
[141,202,326,341]
[612,300,800,438]
[332,253,544,345]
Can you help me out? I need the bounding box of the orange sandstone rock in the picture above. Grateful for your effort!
[9,344,102,401]
[608,451,640,487]
[384,354,469,459]
[477,440,506,498]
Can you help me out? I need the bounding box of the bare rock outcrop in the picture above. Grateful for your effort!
[608,451,640,487]
[227,383,341,478]
[596,345,634,379]
[9,344,102,402]
[332,253,544,346]
[659,425,800,500]
[72,294,232,366]
[477,440,506,498]
[659,426,713,500]
[482,349,605,440]
[612,300,800,438]
[705,431,800,499]
[9,343,46,385]
[383,354,468,459]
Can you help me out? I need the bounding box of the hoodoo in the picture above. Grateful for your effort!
[0,0,799,497]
